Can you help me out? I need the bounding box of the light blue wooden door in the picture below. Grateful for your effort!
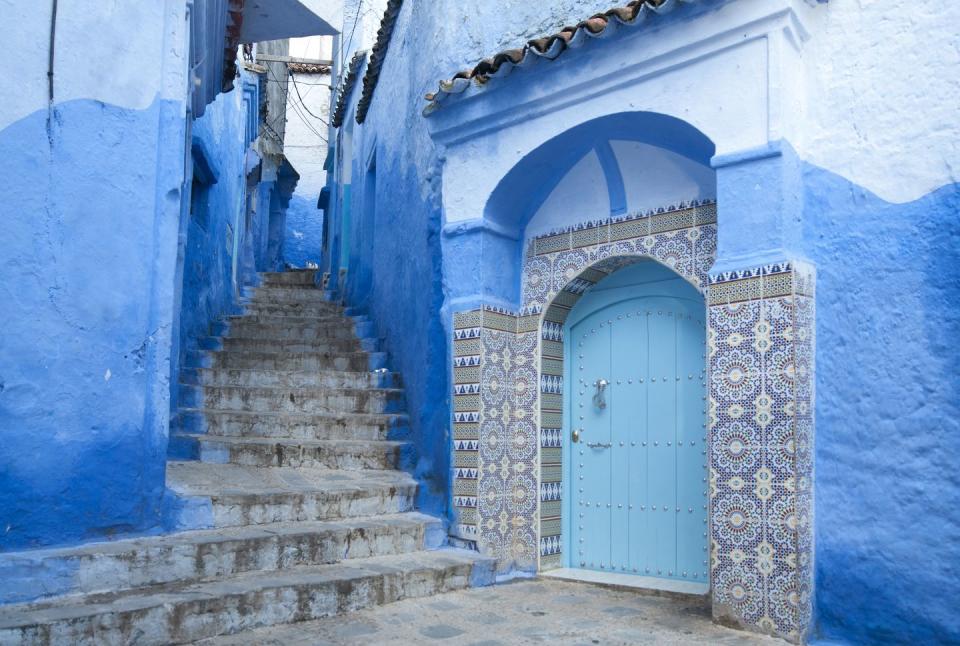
[568,288,707,585]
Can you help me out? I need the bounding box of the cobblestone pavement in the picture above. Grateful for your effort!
[202,578,782,645]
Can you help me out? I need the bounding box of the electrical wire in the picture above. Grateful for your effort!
[289,73,330,125]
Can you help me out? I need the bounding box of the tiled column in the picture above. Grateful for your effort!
[451,307,539,571]
[707,261,815,643]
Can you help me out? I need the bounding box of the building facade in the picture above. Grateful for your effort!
[0,0,337,559]
[322,0,960,643]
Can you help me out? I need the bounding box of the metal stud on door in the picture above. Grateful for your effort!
[568,295,707,584]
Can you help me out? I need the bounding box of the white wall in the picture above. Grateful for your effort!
[526,150,609,239]
[285,36,334,195]
[612,141,715,214]
[0,0,187,131]
[801,0,960,203]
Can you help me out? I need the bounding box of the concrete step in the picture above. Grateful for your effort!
[181,367,402,390]
[179,384,405,416]
[196,349,386,372]
[212,319,361,342]
[174,435,408,470]
[260,270,319,287]
[0,513,443,606]
[241,302,345,318]
[203,336,366,355]
[0,549,496,645]
[245,287,337,305]
[166,462,418,528]
[224,312,364,327]
[175,409,409,441]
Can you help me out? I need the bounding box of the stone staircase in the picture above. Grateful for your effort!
[0,269,494,645]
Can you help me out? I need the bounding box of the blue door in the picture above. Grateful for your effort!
[567,271,707,585]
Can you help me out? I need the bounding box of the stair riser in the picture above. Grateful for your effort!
[176,412,403,441]
[242,303,344,317]
[0,563,481,646]
[246,289,338,305]
[181,368,401,390]
[201,352,379,372]
[212,322,359,341]
[198,440,402,470]
[260,271,318,287]
[181,387,405,416]
[213,338,363,354]
[0,523,432,605]
[206,487,417,528]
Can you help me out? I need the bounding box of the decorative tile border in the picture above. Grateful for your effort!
[449,201,815,642]
[708,261,815,643]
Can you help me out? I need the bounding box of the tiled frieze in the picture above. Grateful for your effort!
[708,261,815,643]
[449,201,814,641]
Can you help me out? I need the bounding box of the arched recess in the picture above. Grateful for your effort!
[485,111,716,235]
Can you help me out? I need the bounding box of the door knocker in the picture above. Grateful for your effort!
[593,379,609,410]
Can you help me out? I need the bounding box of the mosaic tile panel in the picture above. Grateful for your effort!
[708,261,815,643]
[450,202,814,642]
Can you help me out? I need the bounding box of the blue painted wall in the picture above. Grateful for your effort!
[284,194,323,268]
[175,88,250,388]
[803,167,960,644]
[0,97,184,549]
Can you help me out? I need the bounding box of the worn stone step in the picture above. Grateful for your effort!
[260,270,319,287]
[0,513,443,606]
[224,312,364,327]
[175,409,408,441]
[0,549,496,646]
[166,462,418,528]
[241,301,345,317]
[175,435,408,470]
[212,319,360,341]
[195,349,385,372]
[245,287,337,305]
[202,336,366,355]
[181,367,402,390]
[179,384,405,416]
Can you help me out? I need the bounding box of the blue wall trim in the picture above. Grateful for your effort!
[594,140,627,216]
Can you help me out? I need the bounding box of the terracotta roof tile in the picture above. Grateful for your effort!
[424,0,701,114]
[331,50,367,128]
[288,62,331,74]
[356,0,404,124]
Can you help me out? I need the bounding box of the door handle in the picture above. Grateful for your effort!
[593,379,609,410]
[586,442,612,449]
[572,428,581,443]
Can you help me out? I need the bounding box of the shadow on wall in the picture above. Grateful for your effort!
[806,165,960,644]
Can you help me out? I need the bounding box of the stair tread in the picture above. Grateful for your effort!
[166,462,416,497]
[0,513,438,562]
[179,407,406,421]
[0,548,488,627]
[179,434,408,449]
[187,384,404,395]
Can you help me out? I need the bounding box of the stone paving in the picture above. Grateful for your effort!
[202,578,782,645]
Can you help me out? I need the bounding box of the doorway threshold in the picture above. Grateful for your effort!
[541,568,709,598]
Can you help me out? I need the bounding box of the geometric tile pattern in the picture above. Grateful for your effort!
[707,260,815,643]
[449,201,815,642]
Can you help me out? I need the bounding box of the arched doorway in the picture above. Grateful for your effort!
[563,260,707,590]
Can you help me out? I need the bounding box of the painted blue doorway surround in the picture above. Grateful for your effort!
[564,264,707,586]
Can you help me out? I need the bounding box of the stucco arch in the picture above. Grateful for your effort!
[482,111,716,235]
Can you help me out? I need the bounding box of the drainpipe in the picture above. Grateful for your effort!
[47,0,58,103]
